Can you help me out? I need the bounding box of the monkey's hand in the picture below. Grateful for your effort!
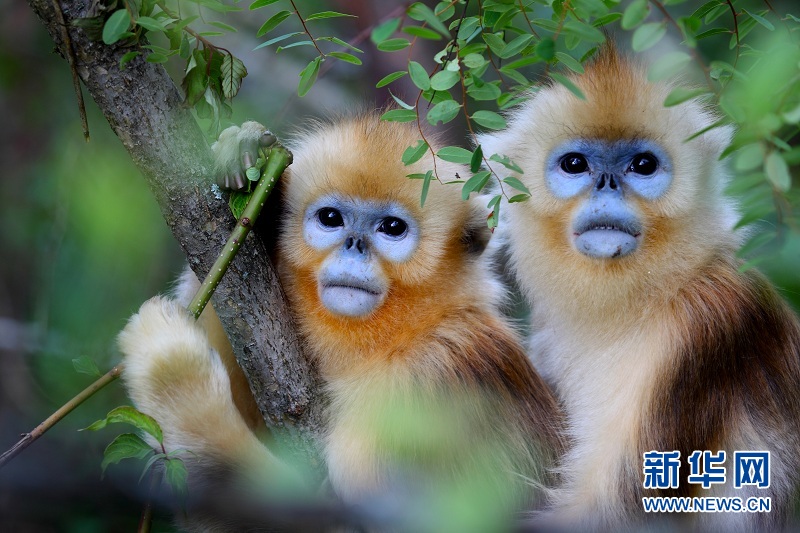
[118,296,277,470]
[213,121,277,190]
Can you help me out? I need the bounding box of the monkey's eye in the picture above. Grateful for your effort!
[317,207,344,228]
[560,153,589,174]
[629,153,658,175]
[378,217,407,238]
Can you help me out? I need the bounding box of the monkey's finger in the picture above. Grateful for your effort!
[259,130,277,148]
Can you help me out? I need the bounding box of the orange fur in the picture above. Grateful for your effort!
[120,112,565,529]
[479,45,800,531]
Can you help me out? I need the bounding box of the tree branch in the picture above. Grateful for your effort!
[26,0,324,476]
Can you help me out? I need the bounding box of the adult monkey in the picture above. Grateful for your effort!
[120,112,565,530]
[479,45,800,531]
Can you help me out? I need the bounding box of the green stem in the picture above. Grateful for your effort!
[0,364,124,469]
[188,144,291,318]
[0,144,292,469]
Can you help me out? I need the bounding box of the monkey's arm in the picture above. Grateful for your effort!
[118,296,294,487]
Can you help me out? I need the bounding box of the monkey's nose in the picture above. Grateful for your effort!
[344,236,366,254]
[595,172,619,191]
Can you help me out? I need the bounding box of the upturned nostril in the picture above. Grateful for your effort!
[345,236,354,249]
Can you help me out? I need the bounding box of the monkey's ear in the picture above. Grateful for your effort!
[462,200,493,255]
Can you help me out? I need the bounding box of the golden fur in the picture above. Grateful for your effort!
[120,113,565,528]
[479,47,800,530]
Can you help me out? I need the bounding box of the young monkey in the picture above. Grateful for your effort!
[478,45,800,531]
[119,112,565,530]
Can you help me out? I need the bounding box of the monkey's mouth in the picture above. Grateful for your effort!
[572,219,642,259]
[321,283,381,296]
[318,276,387,318]
[574,220,641,237]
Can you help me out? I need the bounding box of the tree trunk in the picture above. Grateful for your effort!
[27,0,324,474]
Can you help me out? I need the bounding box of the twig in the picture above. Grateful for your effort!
[0,145,292,470]
[188,145,291,318]
[290,0,325,57]
[0,364,123,469]
[51,0,89,141]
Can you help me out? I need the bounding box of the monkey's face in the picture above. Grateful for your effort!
[301,195,419,317]
[278,114,477,325]
[545,138,673,259]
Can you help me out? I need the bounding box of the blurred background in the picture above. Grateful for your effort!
[0,0,797,531]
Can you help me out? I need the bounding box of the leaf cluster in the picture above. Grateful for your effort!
[251,0,362,96]
[83,405,188,500]
[75,0,248,133]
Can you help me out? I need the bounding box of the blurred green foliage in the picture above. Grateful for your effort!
[1,0,798,531]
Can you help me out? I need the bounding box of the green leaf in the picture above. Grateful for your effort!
[470,145,483,173]
[220,53,248,99]
[390,91,414,110]
[783,102,800,124]
[648,51,692,81]
[437,146,473,164]
[462,53,486,69]
[253,31,304,50]
[381,109,417,122]
[306,11,356,21]
[663,87,709,107]
[503,176,530,194]
[621,0,649,30]
[471,110,507,130]
[164,457,189,499]
[72,356,101,377]
[632,22,667,52]
[491,154,524,174]
[139,453,167,483]
[508,194,530,203]
[499,34,534,59]
[186,0,242,13]
[102,9,131,45]
[403,26,442,40]
[318,36,363,54]
[246,167,260,181]
[328,52,362,65]
[402,140,429,166]
[593,12,622,27]
[146,53,168,63]
[562,20,605,43]
[377,38,411,52]
[420,170,434,207]
[136,16,167,32]
[429,70,460,91]
[408,61,431,90]
[101,433,154,476]
[407,2,450,38]
[209,21,238,32]
[742,9,774,31]
[536,37,556,61]
[467,82,501,101]
[550,72,586,100]
[371,17,400,44]
[695,27,728,40]
[249,0,280,9]
[276,40,315,52]
[376,71,407,88]
[487,194,501,230]
[461,171,492,200]
[764,152,791,191]
[119,51,141,69]
[426,100,461,126]
[555,52,584,74]
[84,406,164,445]
[229,190,250,219]
[297,56,322,97]
[257,10,292,37]
[734,144,764,172]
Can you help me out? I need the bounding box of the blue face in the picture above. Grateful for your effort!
[545,139,673,259]
[303,195,420,317]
